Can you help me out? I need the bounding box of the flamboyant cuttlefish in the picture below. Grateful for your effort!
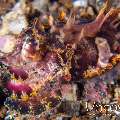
[0,0,120,116]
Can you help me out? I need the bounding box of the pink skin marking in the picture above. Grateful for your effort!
[6,67,32,94]
[6,81,32,94]
[8,67,28,80]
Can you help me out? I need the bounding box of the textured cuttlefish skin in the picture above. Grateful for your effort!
[62,0,120,79]
[1,52,63,115]
[0,0,120,116]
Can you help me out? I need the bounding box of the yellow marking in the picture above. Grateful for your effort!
[58,10,66,21]
[30,90,37,97]
[83,54,120,79]
[11,91,17,100]
[21,92,29,102]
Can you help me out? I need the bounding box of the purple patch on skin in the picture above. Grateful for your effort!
[6,81,32,94]
[9,67,28,80]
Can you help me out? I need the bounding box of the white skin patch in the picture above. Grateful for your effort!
[0,35,16,53]
[95,37,113,67]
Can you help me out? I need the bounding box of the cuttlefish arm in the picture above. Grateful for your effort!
[79,0,120,39]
